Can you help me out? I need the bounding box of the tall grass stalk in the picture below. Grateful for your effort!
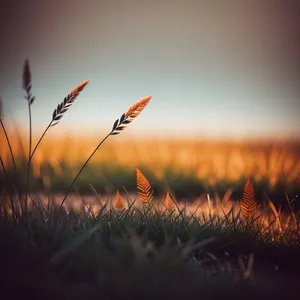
[23,77,90,224]
[0,156,16,221]
[58,96,152,210]
[0,116,18,176]
[23,60,35,224]
[0,117,26,215]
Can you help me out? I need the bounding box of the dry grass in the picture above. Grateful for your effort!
[2,188,298,244]
[1,160,297,245]
[1,133,299,189]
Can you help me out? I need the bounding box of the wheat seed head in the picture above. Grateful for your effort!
[51,80,90,127]
[23,59,31,92]
[110,95,151,135]
[125,96,152,119]
[69,80,90,103]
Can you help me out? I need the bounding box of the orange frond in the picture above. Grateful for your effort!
[136,168,153,206]
[240,177,257,218]
[114,190,125,212]
[165,192,175,212]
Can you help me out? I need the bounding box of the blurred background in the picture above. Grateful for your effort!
[0,0,299,205]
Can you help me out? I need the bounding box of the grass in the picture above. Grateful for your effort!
[0,60,300,299]
[1,134,299,202]
[1,190,300,299]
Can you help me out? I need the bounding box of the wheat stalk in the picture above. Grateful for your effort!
[23,59,35,160]
[58,96,152,210]
[29,80,90,161]
[24,80,90,221]
[114,190,125,213]
[0,101,25,217]
[0,97,18,175]
[23,60,35,105]
[136,168,153,206]
[23,59,36,223]
[240,177,257,218]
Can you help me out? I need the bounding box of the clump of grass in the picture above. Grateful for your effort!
[1,190,300,298]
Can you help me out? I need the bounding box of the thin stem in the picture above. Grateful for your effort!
[0,118,18,175]
[24,102,33,222]
[58,131,112,211]
[24,121,52,223]
[0,118,23,215]
[30,123,52,160]
[28,103,32,160]
[10,116,27,162]
[0,156,16,222]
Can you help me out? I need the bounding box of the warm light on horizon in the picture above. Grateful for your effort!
[0,1,299,140]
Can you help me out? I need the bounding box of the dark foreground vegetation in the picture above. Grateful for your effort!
[1,194,300,300]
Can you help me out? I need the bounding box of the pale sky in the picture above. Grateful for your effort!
[0,0,299,140]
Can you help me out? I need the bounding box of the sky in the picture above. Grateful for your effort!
[0,0,299,140]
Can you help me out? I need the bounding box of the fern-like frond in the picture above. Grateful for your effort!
[240,177,257,218]
[165,192,175,212]
[51,80,90,127]
[136,168,153,206]
[114,190,125,213]
[110,96,151,136]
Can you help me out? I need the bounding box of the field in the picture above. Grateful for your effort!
[1,64,300,299]
[1,134,300,299]
[1,131,300,202]
[1,178,300,299]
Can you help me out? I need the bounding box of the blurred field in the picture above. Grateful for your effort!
[0,129,299,204]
